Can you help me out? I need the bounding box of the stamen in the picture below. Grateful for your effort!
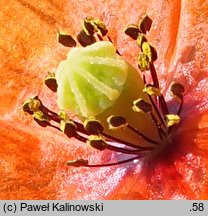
[138,15,152,34]
[149,63,159,88]
[132,98,152,113]
[101,132,152,150]
[67,154,147,167]
[75,133,88,143]
[107,114,159,145]
[124,24,141,40]
[60,119,77,138]
[107,115,127,130]
[146,95,166,128]
[143,84,161,96]
[97,34,104,41]
[87,135,107,151]
[58,31,77,47]
[165,114,180,127]
[84,118,104,135]
[67,159,89,167]
[137,33,147,47]
[159,94,169,115]
[22,96,41,113]
[141,42,157,63]
[44,71,58,92]
[127,124,159,145]
[33,111,50,127]
[170,82,185,98]
[106,36,121,55]
[177,96,184,115]
[132,99,165,138]
[138,52,150,71]
[77,30,96,47]
[149,112,166,139]
[82,17,108,37]
[170,82,185,115]
[83,18,95,36]
[87,135,153,154]
[104,142,153,154]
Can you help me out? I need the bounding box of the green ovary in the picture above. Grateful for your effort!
[56,41,127,117]
[56,41,159,146]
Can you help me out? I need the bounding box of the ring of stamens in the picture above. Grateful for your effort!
[23,16,184,167]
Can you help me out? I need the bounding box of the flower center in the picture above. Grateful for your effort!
[22,15,185,168]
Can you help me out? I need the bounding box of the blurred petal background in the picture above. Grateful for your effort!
[0,0,207,199]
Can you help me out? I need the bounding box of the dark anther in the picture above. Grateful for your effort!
[138,15,152,34]
[170,82,185,98]
[77,30,96,47]
[87,136,106,151]
[66,159,89,167]
[44,72,58,92]
[83,18,95,36]
[96,25,108,37]
[107,115,127,129]
[124,24,141,40]
[133,98,152,113]
[84,119,104,135]
[83,17,108,38]
[67,154,147,167]
[58,32,77,47]
[33,111,50,127]
[22,96,42,114]
[22,100,34,115]
[60,120,77,138]
[92,18,108,36]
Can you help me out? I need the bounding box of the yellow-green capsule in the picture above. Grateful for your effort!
[56,41,160,146]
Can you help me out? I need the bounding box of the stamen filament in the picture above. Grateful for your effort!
[168,96,184,134]
[159,94,169,115]
[75,133,88,142]
[104,142,153,154]
[102,132,151,150]
[107,35,121,55]
[177,96,183,115]
[23,15,186,168]
[69,154,147,167]
[148,95,166,128]
[149,112,166,139]
[149,63,159,88]
[127,124,159,145]
[97,34,103,41]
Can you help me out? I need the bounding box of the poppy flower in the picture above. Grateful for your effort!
[0,0,207,200]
